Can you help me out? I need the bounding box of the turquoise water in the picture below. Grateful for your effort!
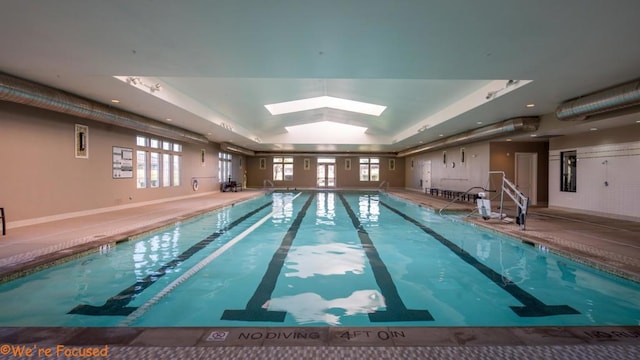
[0,191,639,327]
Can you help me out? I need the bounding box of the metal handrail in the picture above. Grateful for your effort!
[378,180,389,193]
[489,171,530,230]
[438,186,488,216]
[263,179,274,193]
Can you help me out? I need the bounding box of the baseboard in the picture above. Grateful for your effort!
[7,191,218,229]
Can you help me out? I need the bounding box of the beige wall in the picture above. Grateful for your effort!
[403,142,491,193]
[0,102,221,225]
[246,155,404,189]
[489,141,549,204]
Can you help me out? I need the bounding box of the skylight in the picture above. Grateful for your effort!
[264,96,386,116]
[284,121,367,135]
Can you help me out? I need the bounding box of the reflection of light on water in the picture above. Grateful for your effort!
[285,243,365,278]
[262,290,386,325]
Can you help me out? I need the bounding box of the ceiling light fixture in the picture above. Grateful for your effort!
[111,99,120,103]
[526,103,535,108]
[126,76,162,93]
[265,96,386,116]
[486,80,524,100]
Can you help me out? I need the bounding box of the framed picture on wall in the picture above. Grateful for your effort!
[259,158,266,170]
[389,158,396,171]
[345,158,351,170]
[75,124,89,158]
[304,158,310,170]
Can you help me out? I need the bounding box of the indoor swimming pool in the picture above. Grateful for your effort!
[0,191,639,327]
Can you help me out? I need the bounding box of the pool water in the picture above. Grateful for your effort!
[0,191,639,327]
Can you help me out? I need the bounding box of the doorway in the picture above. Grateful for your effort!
[317,158,336,187]
[515,153,537,205]
[421,160,432,192]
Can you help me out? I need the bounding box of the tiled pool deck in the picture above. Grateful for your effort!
[0,189,639,359]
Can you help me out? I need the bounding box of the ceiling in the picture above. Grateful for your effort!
[1,0,640,154]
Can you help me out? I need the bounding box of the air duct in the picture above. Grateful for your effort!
[220,143,255,156]
[556,79,640,121]
[397,117,539,157]
[0,72,209,144]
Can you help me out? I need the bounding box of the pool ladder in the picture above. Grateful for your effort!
[263,179,274,193]
[438,172,530,230]
[438,186,490,216]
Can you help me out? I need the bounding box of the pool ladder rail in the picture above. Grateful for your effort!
[438,186,491,216]
[438,171,530,230]
[378,180,389,193]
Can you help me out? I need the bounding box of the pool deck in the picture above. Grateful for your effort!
[0,189,639,359]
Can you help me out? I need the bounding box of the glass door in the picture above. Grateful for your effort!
[317,158,336,188]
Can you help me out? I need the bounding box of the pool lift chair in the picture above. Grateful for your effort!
[438,171,530,230]
[477,171,530,230]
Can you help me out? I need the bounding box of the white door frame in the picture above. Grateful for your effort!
[515,152,537,206]
[421,160,431,192]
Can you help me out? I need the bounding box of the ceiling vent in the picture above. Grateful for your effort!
[398,117,539,157]
[556,79,640,121]
[0,72,209,144]
[220,143,255,156]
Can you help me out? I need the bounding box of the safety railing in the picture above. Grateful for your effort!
[438,186,489,216]
[263,179,274,193]
[490,171,530,230]
[378,180,389,193]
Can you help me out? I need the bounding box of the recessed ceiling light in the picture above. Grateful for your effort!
[590,127,598,131]
[265,96,386,116]
[166,118,172,122]
[439,134,444,137]
[530,134,537,137]
[476,121,483,125]
[506,139,512,142]
[526,103,535,108]
[636,120,640,123]
[111,99,120,103]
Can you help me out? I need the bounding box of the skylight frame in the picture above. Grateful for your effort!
[264,96,386,116]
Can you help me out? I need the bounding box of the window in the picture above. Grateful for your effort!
[273,157,294,181]
[359,157,379,181]
[162,154,171,187]
[136,135,182,189]
[136,136,148,147]
[150,152,160,187]
[561,150,577,192]
[136,150,147,188]
[219,152,232,182]
[173,155,181,186]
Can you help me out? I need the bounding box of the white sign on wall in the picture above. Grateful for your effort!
[113,146,133,178]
